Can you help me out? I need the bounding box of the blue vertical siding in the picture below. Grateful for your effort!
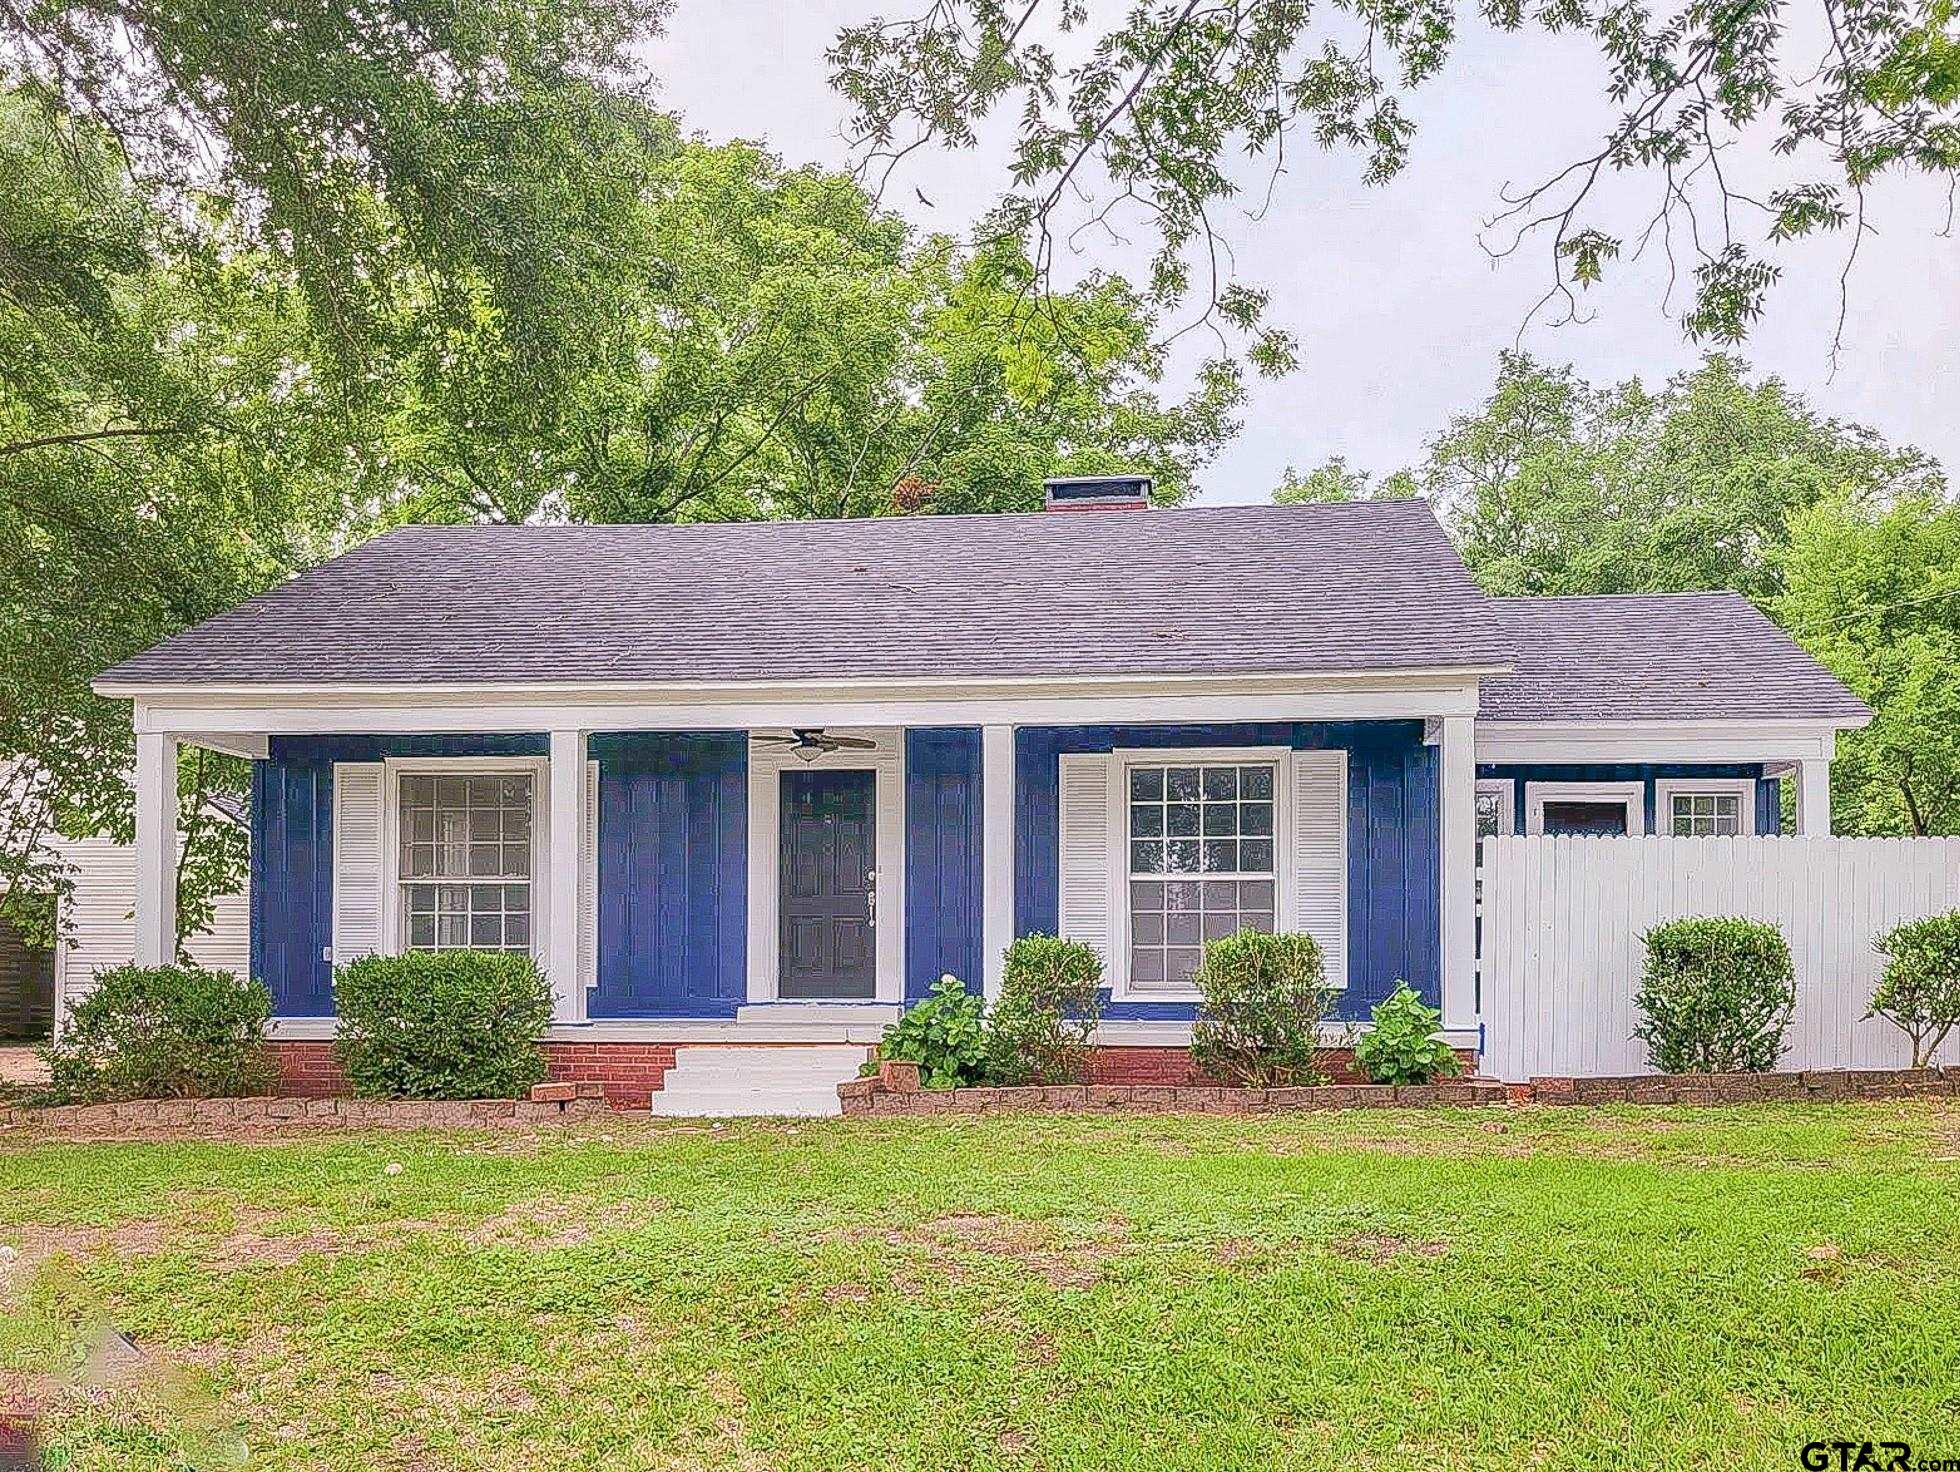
[250,757,334,1016]
[904,728,983,999]
[1013,722,1438,1022]
[1476,762,1775,834]
[588,733,748,1018]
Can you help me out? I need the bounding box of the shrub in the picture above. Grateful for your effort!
[1190,930,1332,1087]
[987,935,1104,1085]
[42,965,275,1104]
[333,951,552,1100]
[1633,917,1796,1074]
[1354,982,1462,1085]
[1867,911,1960,1068]
[868,974,990,1089]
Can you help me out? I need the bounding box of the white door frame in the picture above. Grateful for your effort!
[1522,780,1647,836]
[746,729,905,1003]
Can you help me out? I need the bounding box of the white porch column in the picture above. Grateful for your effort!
[546,729,588,1022]
[981,724,1016,1000]
[1438,715,1477,1031]
[1797,758,1831,836]
[133,730,178,966]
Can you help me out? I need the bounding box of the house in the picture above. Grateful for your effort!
[91,478,1869,1110]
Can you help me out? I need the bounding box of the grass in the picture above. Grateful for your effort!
[2,1102,1958,1470]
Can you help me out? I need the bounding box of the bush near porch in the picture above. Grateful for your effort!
[2,1105,1955,1470]
[39,964,276,1104]
[332,951,553,1100]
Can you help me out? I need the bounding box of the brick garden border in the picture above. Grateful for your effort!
[840,1059,1960,1116]
[0,1081,611,1133]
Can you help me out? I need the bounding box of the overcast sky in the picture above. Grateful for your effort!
[643,4,1958,506]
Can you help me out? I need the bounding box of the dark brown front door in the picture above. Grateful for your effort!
[778,769,876,999]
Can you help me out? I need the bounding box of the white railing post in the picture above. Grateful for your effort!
[1797,759,1831,835]
[1439,715,1477,1030]
[133,729,178,966]
[547,729,587,1022]
[981,724,1016,1000]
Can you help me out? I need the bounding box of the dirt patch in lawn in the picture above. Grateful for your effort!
[1330,1231,1450,1264]
[833,1213,1129,1291]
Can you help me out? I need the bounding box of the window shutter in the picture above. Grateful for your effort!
[579,759,599,989]
[331,763,386,964]
[1291,750,1348,987]
[1057,753,1114,965]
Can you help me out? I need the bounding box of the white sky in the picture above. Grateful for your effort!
[643,3,1959,505]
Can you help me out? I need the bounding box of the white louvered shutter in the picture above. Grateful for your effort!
[1291,750,1348,988]
[1056,753,1114,964]
[579,759,600,989]
[331,762,386,964]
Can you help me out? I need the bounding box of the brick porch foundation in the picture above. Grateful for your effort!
[270,1041,680,1110]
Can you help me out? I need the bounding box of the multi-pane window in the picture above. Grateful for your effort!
[1127,762,1276,990]
[1669,792,1742,836]
[398,774,534,952]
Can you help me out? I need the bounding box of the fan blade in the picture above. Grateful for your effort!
[821,735,879,750]
[751,734,800,745]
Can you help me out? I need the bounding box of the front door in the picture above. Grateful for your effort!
[778,769,877,999]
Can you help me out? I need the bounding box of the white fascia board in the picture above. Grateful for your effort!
[130,672,1489,737]
[1475,718,1865,766]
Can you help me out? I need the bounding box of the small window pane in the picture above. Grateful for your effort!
[1242,767,1273,800]
[1203,911,1239,941]
[1202,803,1236,836]
[1203,767,1237,801]
[438,913,467,947]
[1132,947,1166,984]
[1131,841,1164,874]
[1241,802,1273,837]
[435,776,468,807]
[1166,839,1201,872]
[1130,768,1163,801]
[1240,839,1274,873]
[1131,805,1163,838]
[1238,880,1274,910]
[1130,880,1164,911]
[470,915,503,947]
[408,915,436,948]
[1201,840,1237,873]
[502,843,531,876]
[1164,881,1200,913]
[1166,912,1201,946]
[1167,947,1201,983]
[469,843,500,877]
[1166,767,1200,801]
[505,915,529,947]
[1166,802,1200,837]
[1242,911,1275,934]
[1133,912,1164,945]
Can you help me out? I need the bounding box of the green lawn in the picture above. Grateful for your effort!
[3,1103,1958,1471]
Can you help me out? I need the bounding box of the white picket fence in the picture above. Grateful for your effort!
[1480,835,1960,1081]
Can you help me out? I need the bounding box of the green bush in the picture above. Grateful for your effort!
[1354,982,1462,1085]
[333,951,552,1100]
[42,965,275,1104]
[1633,917,1796,1074]
[1868,911,1960,1068]
[987,934,1104,1085]
[868,974,990,1089]
[1190,930,1332,1087]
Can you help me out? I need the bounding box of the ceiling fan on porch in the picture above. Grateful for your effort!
[754,728,879,763]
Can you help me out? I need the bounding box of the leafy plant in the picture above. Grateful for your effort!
[333,951,553,1100]
[1867,911,1960,1068]
[987,934,1104,1086]
[1189,931,1333,1087]
[1633,918,1797,1074]
[41,965,275,1104]
[1354,983,1462,1085]
[868,975,990,1089]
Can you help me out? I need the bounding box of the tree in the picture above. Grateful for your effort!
[1775,495,1960,835]
[1274,457,1417,503]
[830,0,1960,357]
[1425,354,1940,601]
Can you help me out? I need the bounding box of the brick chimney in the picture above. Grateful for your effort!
[1043,475,1153,511]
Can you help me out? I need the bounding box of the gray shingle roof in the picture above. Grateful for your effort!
[1480,593,1869,723]
[99,501,1511,688]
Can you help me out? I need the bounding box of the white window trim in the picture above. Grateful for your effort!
[1475,779,1515,840]
[380,756,551,963]
[1522,780,1646,837]
[1654,776,1757,837]
[745,729,906,1005]
[1106,745,1295,1002]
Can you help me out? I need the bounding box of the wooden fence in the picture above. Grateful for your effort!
[1480,835,1960,1081]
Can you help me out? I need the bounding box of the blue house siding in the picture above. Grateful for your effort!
[904,728,983,1000]
[588,733,747,1019]
[250,757,335,1016]
[1477,762,1778,835]
[251,735,553,1016]
[1013,722,1439,1023]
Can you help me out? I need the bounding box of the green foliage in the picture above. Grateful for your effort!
[869,975,991,1090]
[1190,931,1332,1087]
[1868,912,1960,1067]
[1775,495,1960,837]
[1354,983,1462,1086]
[987,935,1104,1086]
[332,952,553,1100]
[41,965,274,1104]
[1634,919,1797,1074]
[831,0,1959,350]
[1273,458,1419,505]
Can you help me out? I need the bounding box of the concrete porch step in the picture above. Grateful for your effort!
[649,1044,870,1118]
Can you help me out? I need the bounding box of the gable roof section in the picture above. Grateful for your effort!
[99,501,1511,690]
[1480,593,1869,723]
